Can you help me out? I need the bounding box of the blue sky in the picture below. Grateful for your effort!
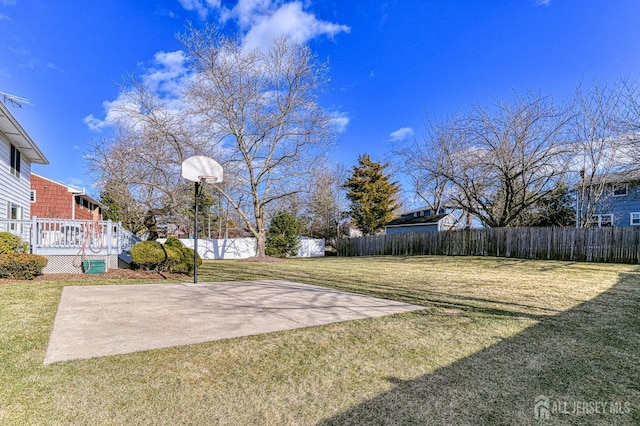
[2,0,640,200]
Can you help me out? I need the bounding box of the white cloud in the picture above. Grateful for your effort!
[0,14,11,20]
[177,0,221,19]
[175,0,349,50]
[221,0,272,27]
[46,62,64,73]
[536,0,551,6]
[330,111,350,133]
[90,2,349,133]
[142,50,188,96]
[388,127,415,142]
[83,114,105,132]
[242,2,350,50]
[0,0,17,5]
[85,50,190,132]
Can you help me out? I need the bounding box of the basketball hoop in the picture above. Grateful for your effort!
[182,156,223,183]
[181,156,224,284]
[199,175,219,184]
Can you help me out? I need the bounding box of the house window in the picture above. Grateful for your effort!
[590,214,614,228]
[10,144,21,178]
[631,213,640,226]
[30,190,36,203]
[612,184,627,197]
[600,214,613,227]
[7,202,21,220]
[6,202,22,231]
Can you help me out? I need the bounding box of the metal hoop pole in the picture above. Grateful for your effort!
[194,181,199,284]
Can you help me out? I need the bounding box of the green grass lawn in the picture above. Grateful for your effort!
[1,256,639,425]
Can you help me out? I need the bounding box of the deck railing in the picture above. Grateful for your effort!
[0,220,31,243]
[0,217,137,255]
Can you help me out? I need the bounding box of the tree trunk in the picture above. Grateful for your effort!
[254,211,267,257]
[256,233,266,258]
[144,210,159,241]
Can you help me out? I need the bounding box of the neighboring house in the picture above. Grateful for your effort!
[0,102,135,274]
[385,206,471,235]
[582,169,640,227]
[30,173,104,220]
[0,101,49,228]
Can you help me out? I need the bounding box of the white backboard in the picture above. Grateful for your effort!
[181,156,223,183]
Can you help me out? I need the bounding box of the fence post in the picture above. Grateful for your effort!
[106,220,113,255]
[117,222,122,253]
[31,216,38,254]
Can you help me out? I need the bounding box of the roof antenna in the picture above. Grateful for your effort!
[0,91,32,108]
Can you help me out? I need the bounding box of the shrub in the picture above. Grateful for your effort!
[131,241,166,270]
[0,232,29,254]
[163,246,184,271]
[0,253,48,280]
[179,246,202,273]
[131,238,202,274]
[164,236,183,249]
[165,236,184,249]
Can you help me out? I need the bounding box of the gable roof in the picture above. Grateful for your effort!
[400,205,457,216]
[386,213,450,227]
[0,101,48,164]
[593,169,640,185]
[32,173,105,208]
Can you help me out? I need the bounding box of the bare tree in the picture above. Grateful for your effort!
[87,77,213,238]
[392,116,457,212]
[304,164,348,245]
[87,26,334,254]
[570,81,634,227]
[179,25,334,256]
[419,93,572,227]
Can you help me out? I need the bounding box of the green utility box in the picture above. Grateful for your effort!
[82,259,106,274]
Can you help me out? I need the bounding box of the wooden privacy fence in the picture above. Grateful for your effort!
[337,227,640,264]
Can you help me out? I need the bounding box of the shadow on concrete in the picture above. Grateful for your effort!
[319,272,640,425]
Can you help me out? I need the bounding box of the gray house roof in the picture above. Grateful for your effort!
[596,169,640,184]
[0,101,49,164]
[386,213,450,227]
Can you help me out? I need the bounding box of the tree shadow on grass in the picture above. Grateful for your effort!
[319,273,640,425]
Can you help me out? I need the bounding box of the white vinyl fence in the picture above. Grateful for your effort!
[176,238,257,260]
[297,237,325,257]
[171,237,325,259]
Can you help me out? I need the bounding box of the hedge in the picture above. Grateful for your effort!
[0,253,48,280]
[0,232,29,255]
[130,239,201,273]
[131,241,166,270]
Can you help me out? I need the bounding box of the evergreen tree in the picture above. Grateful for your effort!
[524,181,576,227]
[186,187,217,238]
[99,186,147,236]
[343,154,400,235]
[266,211,301,258]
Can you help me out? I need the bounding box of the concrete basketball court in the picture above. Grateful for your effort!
[44,280,426,365]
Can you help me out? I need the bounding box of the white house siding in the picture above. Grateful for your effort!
[0,135,31,220]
